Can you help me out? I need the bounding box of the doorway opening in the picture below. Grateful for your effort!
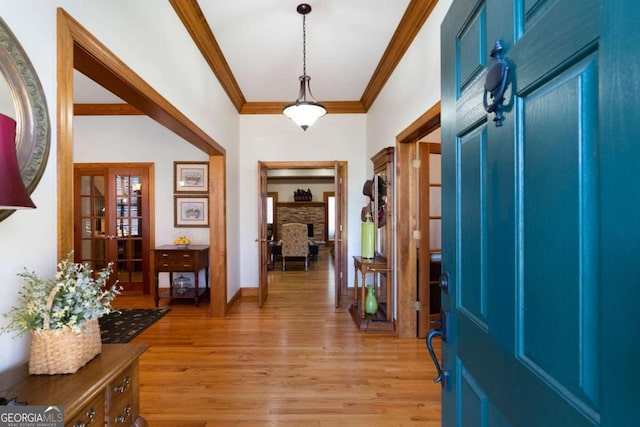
[395,101,441,338]
[257,161,348,309]
[57,9,228,316]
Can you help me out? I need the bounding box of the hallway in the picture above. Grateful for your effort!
[114,248,441,426]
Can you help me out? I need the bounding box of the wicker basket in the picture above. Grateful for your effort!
[29,284,102,375]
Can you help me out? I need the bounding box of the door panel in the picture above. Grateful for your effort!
[442,0,605,425]
[520,56,599,408]
[458,127,488,330]
[77,171,108,271]
[74,165,150,294]
[333,161,347,308]
[111,171,147,292]
[258,161,269,306]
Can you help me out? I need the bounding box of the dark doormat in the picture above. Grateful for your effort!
[99,308,170,343]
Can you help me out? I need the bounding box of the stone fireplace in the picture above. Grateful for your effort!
[275,202,326,242]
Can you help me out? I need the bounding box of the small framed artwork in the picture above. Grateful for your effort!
[174,196,209,227]
[174,161,208,193]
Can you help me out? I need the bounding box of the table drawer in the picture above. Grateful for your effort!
[155,251,195,271]
[155,251,194,262]
[65,390,105,427]
[155,260,194,271]
[108,365,139,426]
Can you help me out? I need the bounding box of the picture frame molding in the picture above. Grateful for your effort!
[174,161,209,193]
[174,195,209,227]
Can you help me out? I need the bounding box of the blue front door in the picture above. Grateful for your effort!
[440,0,640,425]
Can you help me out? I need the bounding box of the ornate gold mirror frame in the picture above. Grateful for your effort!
[0,18,51,222]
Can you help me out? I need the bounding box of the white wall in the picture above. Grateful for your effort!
[74,115,213,288]
[365,0,452,316]
[367,0,453,160]
[0,0,239,371]
[74,116,210,248]
[239,114,368,289]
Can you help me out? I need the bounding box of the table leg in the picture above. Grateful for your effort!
[360,270,367,318]
[154,272,160,307]
[353,262,358,308]
[194,270,200,307]
[169,272,174,301]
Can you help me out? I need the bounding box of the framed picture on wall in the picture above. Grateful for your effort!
[174,161,208,193]
[174,196,209,227]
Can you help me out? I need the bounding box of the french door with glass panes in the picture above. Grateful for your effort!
[74,164,151,293]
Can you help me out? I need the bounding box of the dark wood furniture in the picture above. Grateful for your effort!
[0,344,148,426]
[349,147,395,333]
[153,245,209,307]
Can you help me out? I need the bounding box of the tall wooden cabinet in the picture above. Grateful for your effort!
[349,147,395,333]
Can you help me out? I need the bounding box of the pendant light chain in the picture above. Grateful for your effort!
[282,3,327,130]
[302,14,307,77]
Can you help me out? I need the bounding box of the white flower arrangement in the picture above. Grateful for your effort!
[1,252,121,336]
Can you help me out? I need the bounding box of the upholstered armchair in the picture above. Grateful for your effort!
[280,223,310,271]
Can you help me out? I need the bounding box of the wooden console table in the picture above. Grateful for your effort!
[0,344,148,426]
[352,255,391,318]
[154,245,209,307]
[349,256,394,333]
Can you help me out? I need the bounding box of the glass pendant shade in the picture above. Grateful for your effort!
[283,4,326,131]
[283,101,327,131]
[0,113,36,209]
[283,76,327,131]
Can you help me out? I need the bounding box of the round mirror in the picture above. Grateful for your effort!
[0,18,51,222]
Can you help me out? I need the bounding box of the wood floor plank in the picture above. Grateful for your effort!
[112,248,442,426]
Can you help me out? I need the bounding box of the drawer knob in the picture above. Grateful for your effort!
[115,404,132,424]
[114,375,131,393]
[73,408,95,427]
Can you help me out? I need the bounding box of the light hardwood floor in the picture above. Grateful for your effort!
[114,249,442,426]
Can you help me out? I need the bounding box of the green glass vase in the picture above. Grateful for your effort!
[365,285,378,315]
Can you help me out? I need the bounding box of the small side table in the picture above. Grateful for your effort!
[352,255,390,319]
[154,245,209,307]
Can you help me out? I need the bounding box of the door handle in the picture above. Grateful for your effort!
[426,309,449,388]
[439,271,449,293]
[426,329,448,388]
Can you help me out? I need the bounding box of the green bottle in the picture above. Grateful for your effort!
[361,212,374,259]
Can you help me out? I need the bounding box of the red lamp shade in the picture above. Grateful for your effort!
[0,113,36,209]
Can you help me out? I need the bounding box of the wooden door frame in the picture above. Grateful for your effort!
[395,102,441,338]
[259,161,348,306]
[258,162,269,307]
[57,9,228,316]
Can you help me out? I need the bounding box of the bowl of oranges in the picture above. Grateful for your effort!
[174,236,191,249]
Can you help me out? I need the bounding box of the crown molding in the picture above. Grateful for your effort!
[241,100,365,115]
[360,0,440,110]
[169,0,245,112]
[171,0,437,114]
[77,1,438,117]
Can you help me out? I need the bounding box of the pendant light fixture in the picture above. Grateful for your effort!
[0,113,36,209]
[283,3,327,131]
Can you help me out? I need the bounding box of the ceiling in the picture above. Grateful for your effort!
[74,0,441,115]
